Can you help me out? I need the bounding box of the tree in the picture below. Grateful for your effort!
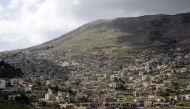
[0,61,23,78]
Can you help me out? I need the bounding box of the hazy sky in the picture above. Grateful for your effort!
[0,0,190,51]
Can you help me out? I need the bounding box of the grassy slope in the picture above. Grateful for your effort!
[27,20,128,53]
[25,13,190,57]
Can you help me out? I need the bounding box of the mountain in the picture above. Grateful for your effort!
[26,12,190,54]
[1,12,190,75]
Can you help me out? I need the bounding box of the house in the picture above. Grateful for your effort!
[116,95,123,102]
[44,89,56,103]
[10,79,19,86]
[109,82,117,88]
[8,94,21,101]
[25,84,32,92]
[56,91,65,103]
[59,103,78,109]
[142,75,149,81]
[61,61,70,67]
[0,79,6,89]
[185,94,190,100]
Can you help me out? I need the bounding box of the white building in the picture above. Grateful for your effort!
[0,79,6,89]
[56,91,65,103]
[185,94,190,101]
[44,89,56,102]
[109,82,117,88]
[25,84,32,92]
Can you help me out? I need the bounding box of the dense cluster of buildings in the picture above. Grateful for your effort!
[0,48,190,109]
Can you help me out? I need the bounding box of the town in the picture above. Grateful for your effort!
[0,47,190,109]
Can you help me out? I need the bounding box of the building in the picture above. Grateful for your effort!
[44,89,56,103]
[0,79,6,89]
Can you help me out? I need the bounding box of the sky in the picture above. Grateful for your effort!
[0,0,190,51]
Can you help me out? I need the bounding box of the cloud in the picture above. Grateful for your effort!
[0,4,4,14]
[71,0,190,21]
[0,0,81,51]
[0,0,190,51]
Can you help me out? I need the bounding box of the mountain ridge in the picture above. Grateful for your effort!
[26,12,190,53]
[1,12,190,55]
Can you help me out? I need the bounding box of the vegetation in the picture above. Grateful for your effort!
[0,61,23,78]
[0,103,35,109]
[176,101,190,107]
[112,47,133,60]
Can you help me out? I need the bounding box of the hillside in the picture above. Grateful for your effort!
[1,12,190,75]
[25,12,190,55]
[1,12,190,108]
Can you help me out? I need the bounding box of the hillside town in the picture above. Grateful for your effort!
[0,47,190,109]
